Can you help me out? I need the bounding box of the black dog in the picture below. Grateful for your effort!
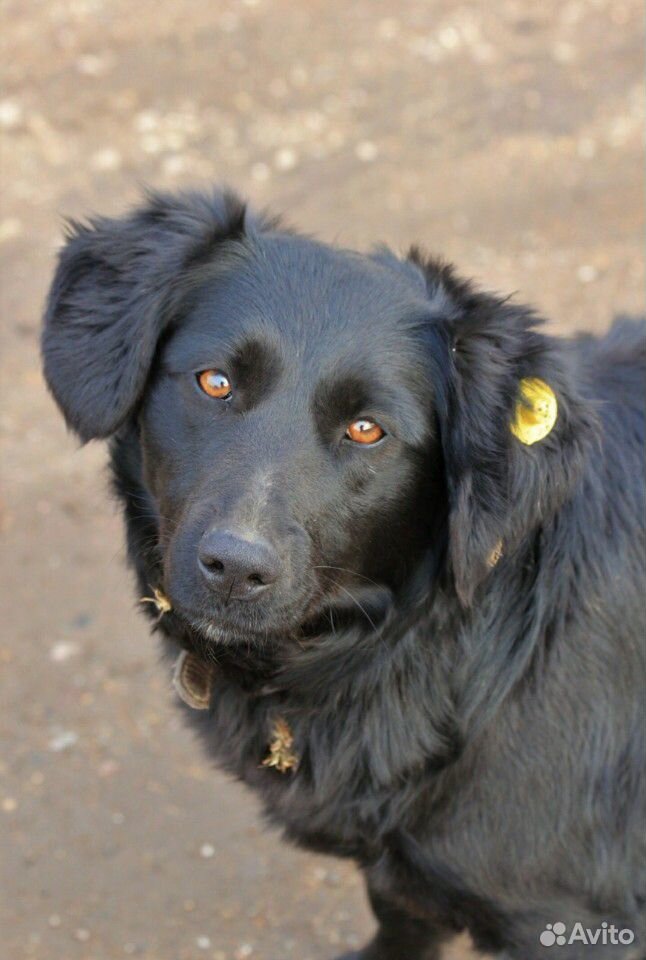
[42,189,645,959]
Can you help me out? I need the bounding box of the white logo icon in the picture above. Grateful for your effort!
[540,922,567,947]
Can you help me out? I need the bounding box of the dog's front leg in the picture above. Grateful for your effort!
[335,885,450,960]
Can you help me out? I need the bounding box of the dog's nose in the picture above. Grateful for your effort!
[198,530,281,599]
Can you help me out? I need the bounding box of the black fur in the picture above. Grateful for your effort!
[42,189,646,959]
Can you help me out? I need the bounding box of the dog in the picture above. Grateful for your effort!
[42,189,645,959]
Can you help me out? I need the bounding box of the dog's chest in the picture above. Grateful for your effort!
[184,666,412,856]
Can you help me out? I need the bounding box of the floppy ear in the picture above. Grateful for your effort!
[414,256,598,605]
[42,188,252,441]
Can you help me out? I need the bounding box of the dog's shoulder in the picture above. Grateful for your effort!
[573,315,646,404]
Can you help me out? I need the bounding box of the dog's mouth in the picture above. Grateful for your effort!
[168,584,322,649]
[163,572,393,651]
[169,579,394,652]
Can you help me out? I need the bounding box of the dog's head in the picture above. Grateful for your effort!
[43,189,593,647]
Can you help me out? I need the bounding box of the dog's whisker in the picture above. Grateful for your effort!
[313,565,382,589]
[322,577,378,632]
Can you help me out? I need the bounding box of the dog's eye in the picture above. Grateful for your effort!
[345,418,386,445]
[197,370,232,400]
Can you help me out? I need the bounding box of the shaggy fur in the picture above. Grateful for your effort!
[42,189,645,959]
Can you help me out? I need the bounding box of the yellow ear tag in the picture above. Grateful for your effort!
[510,378,558,446]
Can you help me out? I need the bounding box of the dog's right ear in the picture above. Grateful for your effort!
[42,189,252,441]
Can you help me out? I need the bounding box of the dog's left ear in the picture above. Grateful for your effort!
[416,257,597,605]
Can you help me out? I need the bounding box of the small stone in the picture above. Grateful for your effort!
[76,54,110,76]
[48,730,78,752]
[438,26,461,50]
[75,928,91,942]
[162,155,186,176]
[50,641,80,663]
[48,915,62,928]
[200,842,215,858]
[235,946,253,959]
[2,797,17,812]
[91,148,122,171]
[552,41,576,63]
[111,811,125,825]
[577,264,598,283]
[134,110,159,133]
[608,115,634,148]
[196,936,211,950]
[0,99,23,129]
[273,148,298,171]
[355,140,378,162]
[410,37,443,63]
[0,218,23,243]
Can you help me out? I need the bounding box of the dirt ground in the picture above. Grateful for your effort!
[0,1,643,958]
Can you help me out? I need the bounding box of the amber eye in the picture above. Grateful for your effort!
[197,369,232,399]
[345,418,386,445]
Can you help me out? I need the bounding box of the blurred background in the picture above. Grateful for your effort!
[0,1,643,958]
